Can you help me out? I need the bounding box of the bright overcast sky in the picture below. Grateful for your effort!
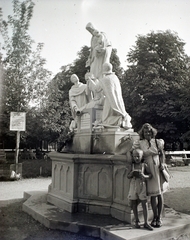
[1,0,190,76]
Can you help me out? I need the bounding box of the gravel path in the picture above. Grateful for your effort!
[167,166,190,187]
[0,177,51,203]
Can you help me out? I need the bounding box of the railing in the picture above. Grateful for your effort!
[165,150,190,155]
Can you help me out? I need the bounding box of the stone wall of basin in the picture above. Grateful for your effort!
[47,152,146,223]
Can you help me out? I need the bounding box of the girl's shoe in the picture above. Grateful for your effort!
[150,218,157,227]
[144,223,153,231]
[156,218,162,227]
[134,220,141,228]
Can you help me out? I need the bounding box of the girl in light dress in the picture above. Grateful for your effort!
[133,123,166,228]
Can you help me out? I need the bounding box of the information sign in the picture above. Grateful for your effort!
[10,112,26,131]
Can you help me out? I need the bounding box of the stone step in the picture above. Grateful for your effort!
[23,191,190,240]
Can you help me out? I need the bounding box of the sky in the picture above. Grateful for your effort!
[1,0,190,76]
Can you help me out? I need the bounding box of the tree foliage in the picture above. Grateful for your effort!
[0,0,51,147]
[122,30,190,143]
[110,48,123,79]
[0,1,51,112]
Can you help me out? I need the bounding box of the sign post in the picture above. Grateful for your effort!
[10,112,26,171]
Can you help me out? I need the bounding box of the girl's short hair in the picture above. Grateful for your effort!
[131,148,144,163]
[132,148,143,157]
[138,123,157,139]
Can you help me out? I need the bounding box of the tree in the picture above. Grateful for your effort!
[0,0,52,147]
[122,30,190,143]
[43,46,88,146]
[44,66,72,145]
[0,1,51,111]
[21,107,57,149]
[70,45,90,83]
[110,48,123,79]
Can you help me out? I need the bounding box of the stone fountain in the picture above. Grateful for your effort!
[22,23,190,240]
[47,22,140,223]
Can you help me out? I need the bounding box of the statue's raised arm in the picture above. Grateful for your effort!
[86,22,112,79]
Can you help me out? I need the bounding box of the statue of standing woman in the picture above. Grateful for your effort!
[85,22,112,79]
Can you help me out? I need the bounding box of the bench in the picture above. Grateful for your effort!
[165,151,190,166]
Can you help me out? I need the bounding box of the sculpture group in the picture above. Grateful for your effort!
[69,22,132,131]
[48,23,170,232]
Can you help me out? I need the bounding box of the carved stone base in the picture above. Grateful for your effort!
[71,128,139,154]
[47,152,152,223]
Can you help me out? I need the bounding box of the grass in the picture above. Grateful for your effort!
[1,151,52,180]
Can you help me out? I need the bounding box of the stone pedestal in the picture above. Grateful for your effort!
[71,128,138,154]
[69,107,139,154]
[47,153,131,222]
[47,152,152,223]
[47,108,152,223]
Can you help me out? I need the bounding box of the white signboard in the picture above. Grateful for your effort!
[10,112,26,131]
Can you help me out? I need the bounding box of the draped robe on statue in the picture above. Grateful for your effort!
[96,72,132,127]
[69,83,88,119]
[89,32,112,79]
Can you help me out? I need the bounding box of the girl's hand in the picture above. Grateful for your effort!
[128,171,134,178]
[160,163,165,171]
[139,172,145,179]
[140,173,150,179]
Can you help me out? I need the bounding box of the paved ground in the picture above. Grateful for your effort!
[0,177,52,206]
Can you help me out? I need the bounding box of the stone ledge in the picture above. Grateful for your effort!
[23,191,190,240]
